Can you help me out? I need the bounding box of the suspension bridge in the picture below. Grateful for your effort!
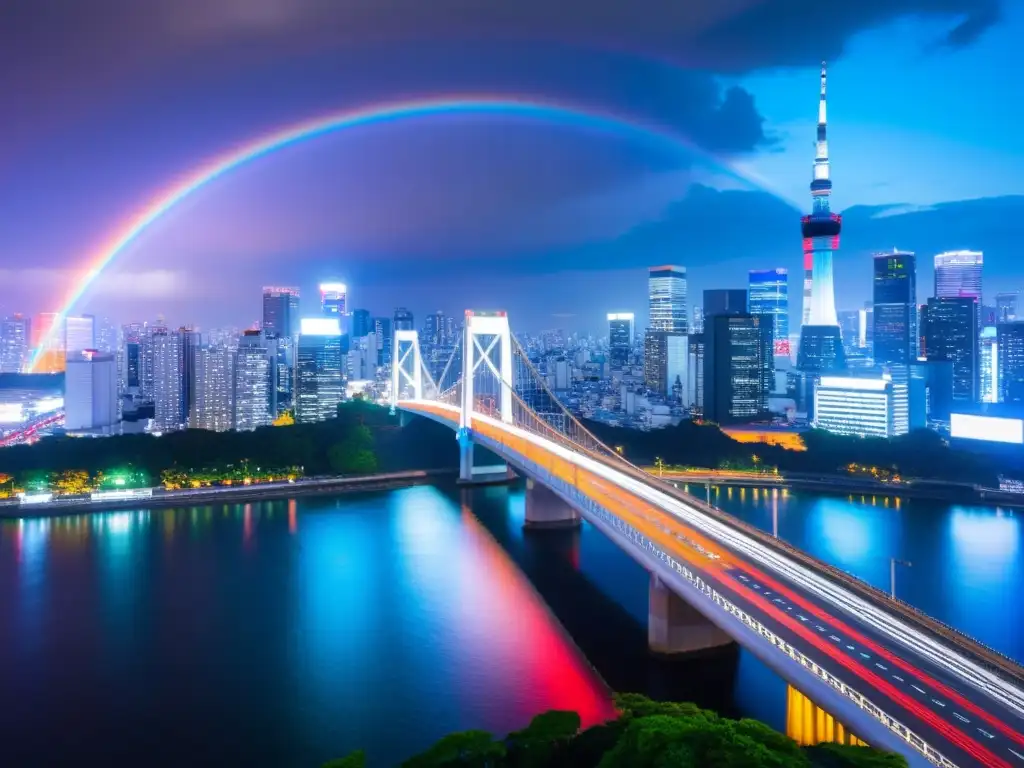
[391,310,1024,768]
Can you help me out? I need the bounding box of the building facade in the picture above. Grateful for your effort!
[234,331,273,431]
[262,286,300,338]
[748,269,789,357]
[921,297,979,404]
[704,313,772,425]
[813,376,895,438]
[191,345,235,431]
[64,350,118,433]
[934,251,983,301]
[703,289,747,319]
[295,318,344,423]
[648,265,687,333]
[872,251,917,365]
[65,315,96,354]
[151,329,183,431]
[607,313,634,368]
[0,315,30,373]
[997,321,1024,404]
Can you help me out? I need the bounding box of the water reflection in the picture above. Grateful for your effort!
[0,489,613,767]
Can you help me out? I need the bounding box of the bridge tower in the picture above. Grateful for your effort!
[458,311,514,483]
[390,329,424,415]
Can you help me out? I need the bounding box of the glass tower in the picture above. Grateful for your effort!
[872,251,917,365]
[934,251,983,300]
[749,269,789,357]
[608,313,634,368]
[295,318,344,423]
[648,265,687,333]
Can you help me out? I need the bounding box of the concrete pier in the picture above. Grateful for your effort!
[787,686,867,747]
[523,477,580,529]
[648,574,733,655]
[458,439,512,485]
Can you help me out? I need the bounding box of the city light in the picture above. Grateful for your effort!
[299,317,342,336]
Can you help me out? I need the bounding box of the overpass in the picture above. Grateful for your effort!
[391,311,1024,768]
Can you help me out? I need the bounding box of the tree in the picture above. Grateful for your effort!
[322,751,366,768]
[805,744,908,768]
[506,710,581,766]
[52,469,91,495]
[401,730,506,767]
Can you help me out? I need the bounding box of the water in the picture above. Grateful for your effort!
[0,489,614,767]
[2,483,1021,766]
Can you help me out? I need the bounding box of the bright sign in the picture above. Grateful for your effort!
[951,413,1024,445]
[300,317,342,336]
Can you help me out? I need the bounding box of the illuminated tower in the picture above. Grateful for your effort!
[797,62,845,374]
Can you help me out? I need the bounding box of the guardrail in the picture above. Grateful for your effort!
[497,437,955,768]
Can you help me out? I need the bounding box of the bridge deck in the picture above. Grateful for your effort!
[401,400,1024,768]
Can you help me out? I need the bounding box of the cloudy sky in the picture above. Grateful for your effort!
[0,0,1020,333]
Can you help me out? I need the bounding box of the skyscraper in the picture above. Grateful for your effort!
[320,283,347,317]
[996,292,1019,323]
[191,345,235,432]
[234,331,273,431]
[648,265,687,333]
[65,315,96,353]
[934,251,983,300]
[262,286,300,338]
[997,321,1024,404]
[178,328,200,426]
[872,251,917,365]
[703,289,747,318]
[798,62,845,375]
[607,313,634,368]
[64,350,118,434]
[0,315,30,373]
[374,317,393,367]
[980,326,999,404]
[704,313,772,425]
[351,309,372,339]
[748,269,790,357]
[922,297,979,404]
[295,318,344,423]
[152,328,183,432]
[32,312,65,374]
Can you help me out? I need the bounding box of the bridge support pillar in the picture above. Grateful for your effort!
[648,574,733,656]
[786,686,866,747]
[458,439,512,485]
[523,478,580,530]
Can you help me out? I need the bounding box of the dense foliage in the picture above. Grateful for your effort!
[0,402,459,486]
[323,694,908,768]
[585,419,1023,486]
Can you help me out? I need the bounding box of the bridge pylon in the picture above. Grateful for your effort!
[391,329,424,413]
[458,311,514,483]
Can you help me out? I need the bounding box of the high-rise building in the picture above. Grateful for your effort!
[373,317,393,368]
[703,289,748,318]
[64,350,118,433]
[996,292,1019,323]
[997,321,1024,404]
[645,331,688,399]
[295,318,344,423]
[687,334,705,414]
[872,251,917,365]
[152,328,183,432]
[234,331,272,431]
[178,328,200,426]
[934,251,983,301]
[262,286,300,338]
[351,309,372,340]
[921,297,979,404]
[813,376,897,438]
[704,313,772,425]
[648,265,687,333]
[0,314,30,373]
[980,326,999,404]
[607,313,634,368]
[748,269,790,357]
[139,322,168,399]
[191,345,235,431]
[32,312,65,374]
[65,315,96,353]
[320,283,347,318]
[798,62,844,375]
[393,307,414,332]
[691,306,704,334]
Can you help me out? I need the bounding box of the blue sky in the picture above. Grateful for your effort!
[0,0,1019,332]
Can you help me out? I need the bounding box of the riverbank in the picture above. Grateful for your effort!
[654,469,1024,509]
[0,468,456,519]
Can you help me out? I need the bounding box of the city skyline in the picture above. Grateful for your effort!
[0,3,1022,330]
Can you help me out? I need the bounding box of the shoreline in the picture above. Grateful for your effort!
[0,468,458,519]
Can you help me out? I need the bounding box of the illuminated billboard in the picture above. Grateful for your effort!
[950,413,1024,445]
[299,317,342,337]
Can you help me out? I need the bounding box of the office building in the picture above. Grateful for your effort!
[687,334,704,414]
[64,350,118,433]
[798,63,844,375]
[648,265,687,333]
[703,289,748,318]
[934,251,983,301]
[607,313,634,368]
[295,317,344,423]
[997,292,1019,323]
[374,317,393,367]
[234,331,273,431]
[749,269,789,357]
[921,297,979,404]
[872,251,917,365]
[351,309,372,341]
[178,328,200,426]
[320,283,347,318]
[980,327,999,404]
[837,310,861,352]
[644,331,687,398]
[813,376,896,438]
[65,314,96,353]
[704,313,772,425]
[191,346,235,432]
[0,314,30,373]
[691,306,704,334]
[998,321,1024,404]
[394,307,414,332]
[152,328,183,432]
[262,286,300,338]
[32,312,65,374]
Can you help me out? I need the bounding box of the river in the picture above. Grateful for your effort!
[0,481,1020,766]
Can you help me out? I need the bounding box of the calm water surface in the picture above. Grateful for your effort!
[2,482,1021,766]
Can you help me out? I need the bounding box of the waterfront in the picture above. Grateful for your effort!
[1,481,1021,766]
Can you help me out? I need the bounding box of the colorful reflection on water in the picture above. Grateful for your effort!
[0,488,614,767]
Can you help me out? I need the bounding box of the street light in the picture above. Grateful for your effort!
[890,558,912,599]
[654,456,665,477]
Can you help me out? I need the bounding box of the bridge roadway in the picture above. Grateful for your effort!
[401,400,1024,768]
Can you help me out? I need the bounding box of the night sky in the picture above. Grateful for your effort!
[0,0,1020,333]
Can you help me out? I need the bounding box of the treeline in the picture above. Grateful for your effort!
[584,418,1024,486]
[324,694,907,768]
[0,402,459,481]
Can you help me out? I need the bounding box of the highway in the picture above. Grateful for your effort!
[404,400,1024,768]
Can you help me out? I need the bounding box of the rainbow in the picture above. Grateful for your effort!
[29,94,787,371]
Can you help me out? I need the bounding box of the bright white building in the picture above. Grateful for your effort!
[191,346,235,432]
[65,315,96,353]
[64,350,118,433]
[234,332,272,431]
[813,375,896,438]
